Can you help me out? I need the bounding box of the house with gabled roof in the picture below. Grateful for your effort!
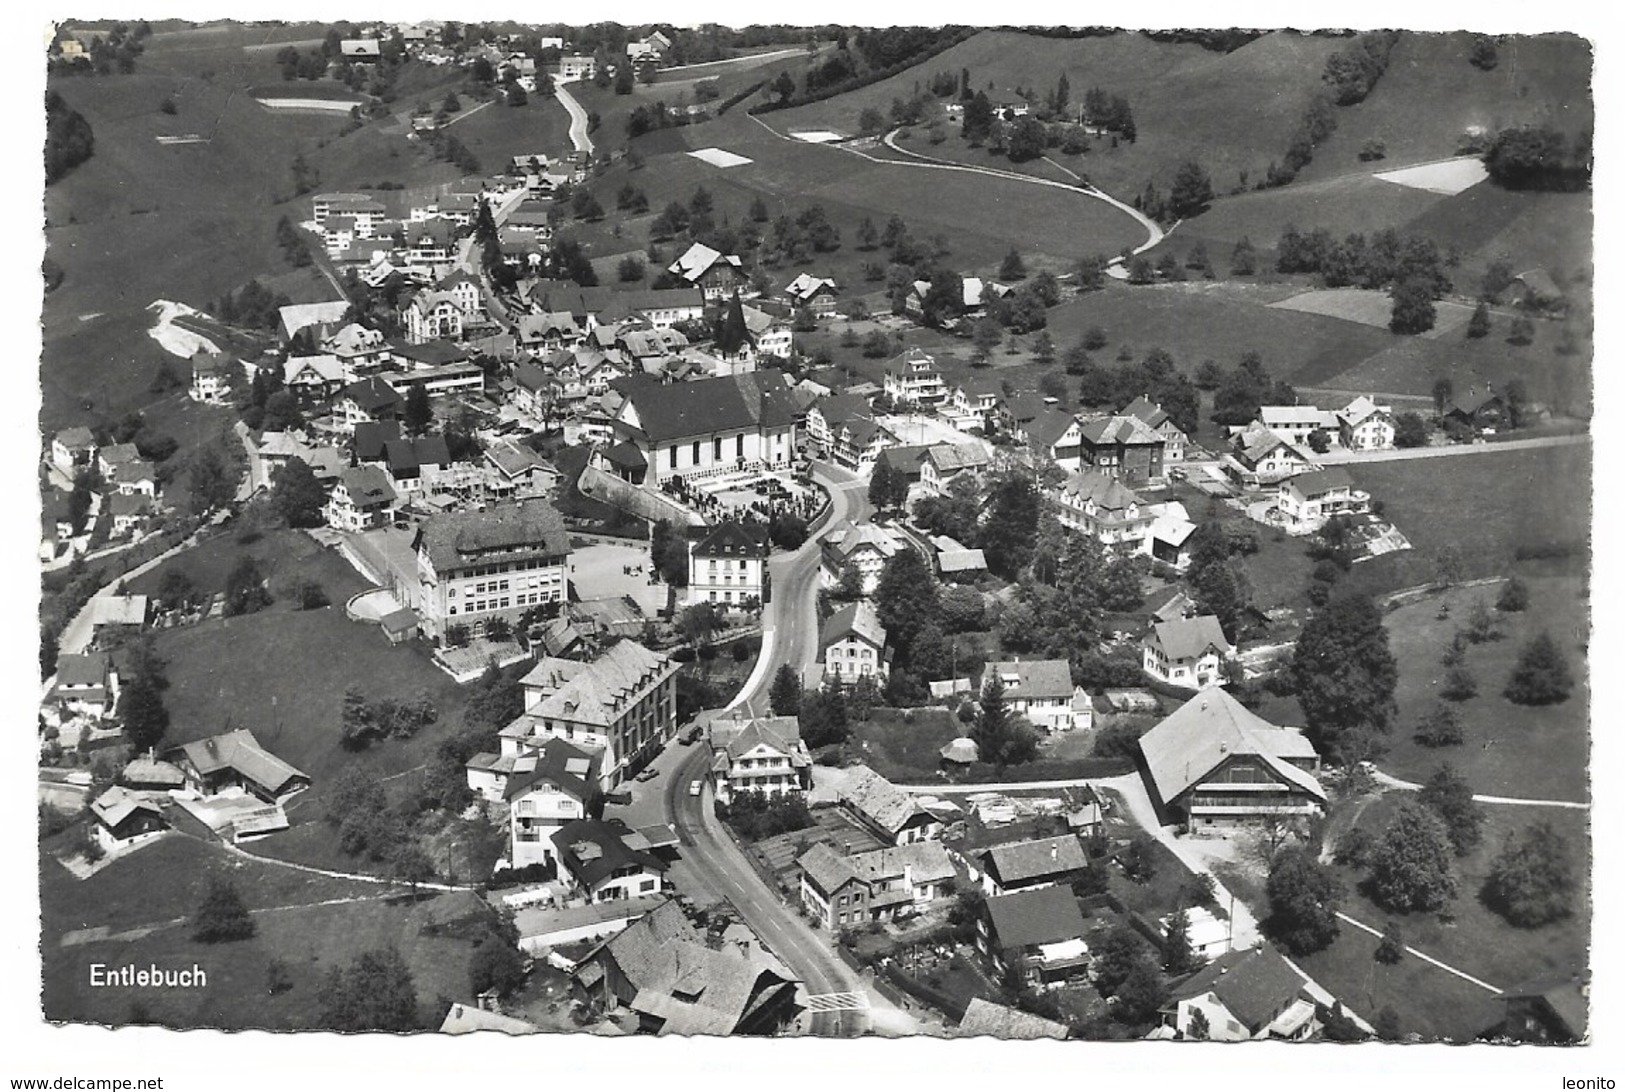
[412,498,572,644]
[977,833,1089,896]
[499,640,679,789]
[167,730,310,804]
[1079,414,1165,484]
[1335,395,1395,451]
[1275,467,1369,531]
[978,885,1091,987]
[50,652,119,719]
[1138,690,1325,829]
[1226,426,1316,485]
[1160,943,1321,1041]
[668,242,746,301]
[1142,614,1235,690]
[324,465,397,532]
[797,839,955,931]
[834,764,941,846]
[882,348,948,408]
[609,371,801,486]
[821,601,891,684]
[1490,973,1589,1043]
[957,997,1068,1039]
[709,715,810,804]
[920,443,991,497]
[1024,408,1084,471]
[1049,468,1153,553]
[1121,395,1189,462]
[50,427,97,477]
[1258,404,1339,449]
[339,377,403,430]
[575,899,799,1035]
[555,817,668,903]
[982,659,1091,732]
[322,322,390,379]
[687,520,771,608]
[89,785,169,855]
[943,374,1007,432]
[818,521,901,596]
[782,273,839,317]
[283,353,347,398]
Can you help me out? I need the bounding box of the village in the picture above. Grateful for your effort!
[37,18,1590,1049]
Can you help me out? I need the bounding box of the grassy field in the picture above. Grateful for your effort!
[1343,441,1592,596]
[1377,577,1588,802]
[41,832,494,1029]
[844,706,1132,785]
[1294,793,1591,1042]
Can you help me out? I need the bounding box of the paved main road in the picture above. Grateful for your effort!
[1314,432,1588,465]
[661,468,906,1037]
[553,80,595,156]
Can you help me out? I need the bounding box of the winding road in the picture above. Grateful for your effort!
[658,468,886,1036]
[553,80,595,157]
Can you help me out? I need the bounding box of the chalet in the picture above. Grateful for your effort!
[189,351,231,405]
[943,375,1008,432]
[982,659,1092,733]
[324,466,397,532]
[1078,415,1165,484]
[978,885,1091,987]
[466,729,599,823]
[498,641,679,789]
[742,305,792,362]
[168,730,310,803]
[709,715,811,804]
[402,218,457,264]
[835,764,942,846]
[50,652,119,719]
[1142,615,1234,690]
[412,498,572,644]
[803,392,870,454]
[1138,690,1326,829]
[1335,395,1395,451]
[668,242,746,301]
[283,354,346,398]
[977,833,1089,896]
[782,273,839,318]
[832,414,900,474]
[574,900,799,1035]
[1227,427,1316,485]
[920,443,991,496]
[1275,468,1369,530]
[1050,469,1153,553]
[555,818,668,903]
[819,521,900,595]
[1160,944,1321,1041]
[517,312,582,356]
[339,377,403,430]
[1444,390,1508,433]
[1120,395,1189,462]
[322,323,390,379]
[821,601,891,684]
[687,521,771,608]
[882,348,948,408]
[89,786,168,855]
[1025,409,1084,471]
[608,371,801,486]
[50,427,97,477]
[483,438,557,498]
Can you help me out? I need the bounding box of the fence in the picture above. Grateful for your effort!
[878,964,971,1022]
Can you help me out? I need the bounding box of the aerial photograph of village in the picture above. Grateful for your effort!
[33,13,1593,1066]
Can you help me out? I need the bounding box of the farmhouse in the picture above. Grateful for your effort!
[834,764,941,846]
[1336,395,1395,451]
[920,443,990,496]
[821,601,891,684]
[1228,427,1316,485]
[782,273,839,317]
[89,786,168,855]
[981,660,1091,732]
[1025,409,1085,471]
[687,520,771,608]
[977,834,1089,896]
[1259,405,1339,448]
[1160,944,1320,1041]
[709,715,811,804]
[339,377,403,430]
[412,498,572,643]
[1142,615,1235,690]
[668,242,746,301]
[978,885,1090,987]
[168,730,310,804]
[574,900,799,1035]
[819,521,901,595]
[1138,690,1326,829]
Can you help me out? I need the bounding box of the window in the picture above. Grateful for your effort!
[669,445,678,469]
[692,440,701,464]
[736,434,744,459]
[713,437,723,460]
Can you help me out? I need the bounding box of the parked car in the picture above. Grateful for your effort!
[688,780,703,797]
[634,766,659,782]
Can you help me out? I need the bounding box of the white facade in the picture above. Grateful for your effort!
[510,782,589,868]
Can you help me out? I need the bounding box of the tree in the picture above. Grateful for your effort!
[1113,959,1167,1025]
[1441,663,1477,702]
[224,555,271,617]
[1508,315,1534,346]
[772,70,796,104]
[999,247,1027,281]
[1393,411,1429,448]
[1092,923,1150,997]
[868,459,905,514]
[1433,543,1464,589]
[1505,632,1573,705]
[1483,821,1576,927]
[1497,577,1530,612]
[1389,277,1437,334]
[1375,919,1405,963]
[119,673,170,753]
[1306,428,1331,455]
[317,946,421,1032]
[799,681,849,749]
[679,602,720,647]
[403,384,433,436]
[1162,907,1199,975]
[1230,236,1257,276]
[391,843,436,897]
[469,933,527,997]
[1265,847,1343,955]
[978,473,1040,579]
[271,457,325,528]
[769,664,802,716]
[972,671,1039,769]
[1413,702,1464,748]
[874,548,938,660]
[1418,764,1483,857]
[971,315,1001,365]
[1289,592,1397,762]
[1466,301,1491,338]
[1031,330,1056,364]
[1168,160,1214,218]
[192,878,256,943]
[1370,800,1457,914]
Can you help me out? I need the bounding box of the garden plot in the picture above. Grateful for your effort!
[687,147,754,168]
[1373,155,1489,196]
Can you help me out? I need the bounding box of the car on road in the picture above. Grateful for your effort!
[634,766,659,782]
[688,780,703,797]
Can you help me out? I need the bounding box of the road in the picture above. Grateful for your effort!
[661,468,887,1036]
[553,80,595,156]
[1312,432,1588,465]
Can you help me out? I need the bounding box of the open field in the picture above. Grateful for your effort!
[769,29,1346,205]
[1343,440,1591,596]
[1297,794,1590,1042]
[844,707,1132,785]
[1269,287,1477,338]
[41,833,493,1029]
[1377,577,1588,802]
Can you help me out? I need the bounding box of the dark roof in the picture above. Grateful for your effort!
[984,834,1089,885]
[1166,945,1308,1033]
[1004,391,1047,422]
[169,730,308,796]
[813,392,874,427]
[353,420,403,462]
[389,339,471,367]
[616,371,802,445]
[1504,974,1589,1039]
[877,445,932,476]
[414,498,571,573]
[503,737,601,803]
[692,521,770,558]
[1282,467,1355,496]
[603,440,647,469]
[414,434,451,467]
[984,886,1088,950]
[1026,409,1078,452]
[1120,395,1171,430]
[1079,415,1162,446]
[342,377,402,414]
[555,818,668,889]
